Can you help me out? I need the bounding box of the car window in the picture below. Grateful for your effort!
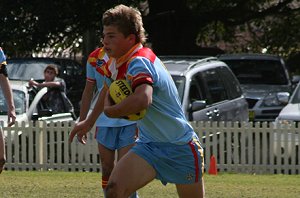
[200,69,228,104]
[291,84,300,104]
[171,75,186,103]
[218,66,243,99]
[223,59,288,85]
[58,60,83,76]
[0,89,25,115]
[189,78,203,102]
[6,60,50,80]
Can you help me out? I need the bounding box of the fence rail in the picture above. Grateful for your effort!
[3,121,300,174]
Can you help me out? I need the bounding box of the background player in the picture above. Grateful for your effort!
[75,47,139,198]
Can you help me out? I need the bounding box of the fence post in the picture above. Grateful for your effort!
[38,121,44,169]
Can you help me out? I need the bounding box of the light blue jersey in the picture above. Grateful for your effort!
[101,45,203,185]
[0,48,7,65]
[86,48,135,127]
[126,49,197,144]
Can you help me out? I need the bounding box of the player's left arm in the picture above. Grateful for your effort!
[104,83,152,118]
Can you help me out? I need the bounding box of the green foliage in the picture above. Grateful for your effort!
[1,0,300,57]
[0,0,133,57]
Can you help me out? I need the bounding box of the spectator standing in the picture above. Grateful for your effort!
[29,64,75,117]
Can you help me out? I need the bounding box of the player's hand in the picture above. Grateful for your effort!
[7,109,16,127]
[69,120,92,144]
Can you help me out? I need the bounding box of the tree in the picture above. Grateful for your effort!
[144,0,300,56]
[0,0,132,59]
[1,0,300,62]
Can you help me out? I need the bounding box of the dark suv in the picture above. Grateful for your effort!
[6,57,85,116]
[219,53,294,121]
[160,56,249,122]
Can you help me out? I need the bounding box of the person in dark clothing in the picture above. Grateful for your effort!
[29,64,75,116]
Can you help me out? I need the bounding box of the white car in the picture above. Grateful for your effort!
[276,81,300,123]
[273,82,300,159]
[0,80,75,138]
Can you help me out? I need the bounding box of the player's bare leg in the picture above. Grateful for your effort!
[117,144,139,198]
[0,159,4,174]
[106,151,156,198]
[176,177,205,198]
[117,144,134,161]
[0,128,6,174]
[98,144,115,196]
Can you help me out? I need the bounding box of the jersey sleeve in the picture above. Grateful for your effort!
[0,48,7,65]
[86,48,109,85]
[127,57,155,91]
[86,61,96,84]
[0,48,8,76]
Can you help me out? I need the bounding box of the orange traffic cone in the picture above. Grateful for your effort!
[208,155,217,175]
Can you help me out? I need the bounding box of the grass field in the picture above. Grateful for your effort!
[0,171,300,198]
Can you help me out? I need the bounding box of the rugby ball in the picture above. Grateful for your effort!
[109,79,146,121]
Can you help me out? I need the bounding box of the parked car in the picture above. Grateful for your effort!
[218,53,295,122]
[275,81,300,124]
[273,79,300,159]
[0,80,75,139]
[160,56,249,122]
[6,57,85,116]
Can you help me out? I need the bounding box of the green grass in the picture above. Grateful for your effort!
[0,171,300,198]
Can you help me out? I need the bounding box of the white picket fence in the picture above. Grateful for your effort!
[191,121,299,174]
[3,121,300,174]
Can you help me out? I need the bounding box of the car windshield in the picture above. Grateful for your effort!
[171,75,185,102]
[6,60,53,81]
[291,84,300,104]
[222,60,288,85]
[0,89,26,115]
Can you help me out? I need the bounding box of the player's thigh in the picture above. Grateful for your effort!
[175,177,205,198]
[109,151,156,192]
[117,143,135,160]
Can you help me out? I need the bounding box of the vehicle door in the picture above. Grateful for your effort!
[218,66,249,122]
[31,88,74,122]
[188,68,231,121]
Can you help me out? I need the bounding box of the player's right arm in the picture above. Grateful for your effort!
[69,83,106,144]
[79,51,99,122]
[69,48,107,144]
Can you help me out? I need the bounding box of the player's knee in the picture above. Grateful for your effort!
[106,181,118,197]
[106,181,130,198]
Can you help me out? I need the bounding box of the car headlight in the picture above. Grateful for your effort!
[275,119,300,129]
[261,92,289,107]
[276,118,293,126]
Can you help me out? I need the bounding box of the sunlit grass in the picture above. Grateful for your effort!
[0,171,299,198]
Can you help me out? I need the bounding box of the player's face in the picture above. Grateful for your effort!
[102,25,135,59]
